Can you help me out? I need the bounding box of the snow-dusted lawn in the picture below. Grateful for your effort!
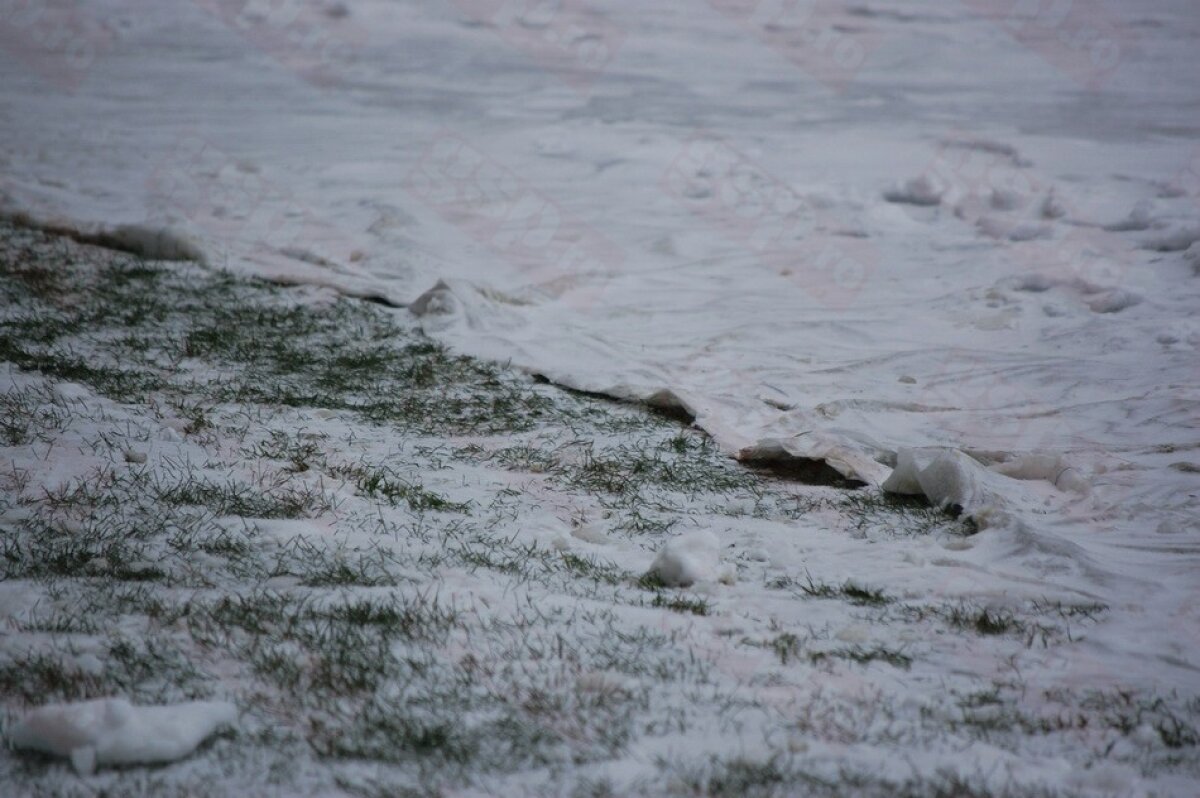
[0,222,1196,796]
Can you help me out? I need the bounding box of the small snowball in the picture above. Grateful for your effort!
[1012,272,1057,293]
[646,531,721,588]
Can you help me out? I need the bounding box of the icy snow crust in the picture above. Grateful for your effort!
[1,0,1198,789]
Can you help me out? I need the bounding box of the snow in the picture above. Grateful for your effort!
[646,530,729,588]
[882,174,943,206]
[8,698,237,775]
[1,0,1199,792]
[1142,226,1200,253]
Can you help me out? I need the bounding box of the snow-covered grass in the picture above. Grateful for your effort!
[1,222,1197,796]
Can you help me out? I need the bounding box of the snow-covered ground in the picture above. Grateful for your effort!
[1,1,1198,794]
[4,220,1197,796]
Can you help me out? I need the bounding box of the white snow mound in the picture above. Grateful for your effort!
[882,174,943,206]
[8,697,237,775]
[882,448,1006,524]
[647,530,730,587]
[883,448,1090,530]
[90,224,206,263]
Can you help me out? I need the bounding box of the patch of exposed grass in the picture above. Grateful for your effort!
[0,220,554,435]
[770,632,802,665]
[963,607,1018,636]
[952,684,1200,752]
[657,754,1074,798]
[0,382,74,446]
[797,574,892,607]
[330,461,468,514]
[559,552,624,586]
[152,474,335,520]
[248,429,327,473]
[454,429,767,538]
[809,645,912,670]
[650,592,711,616]
[0,632,211,706]
[835,490,976,537]
[896,598,1105,649]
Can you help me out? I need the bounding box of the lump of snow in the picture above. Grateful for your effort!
[406,278,527,337]
[90,224,206,263]
[991,452,1090,495]
[1140,226,1200,253]
[882,175,943,206]
[884,448,1091,526]
[646,531,726,587]
[1186,242,1200,272]
[1011,272,1057,292]
[989,188,1024,211]
[738,432,890,487]
[882,448,1002,524]
[906,449,982,511]
[408,280,460,318]
[1103,200,1155,232]
[1040,191,1067,219]
[8,697,236,775]
[1086,290,1141,314]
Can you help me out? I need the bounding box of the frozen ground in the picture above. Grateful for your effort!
[1,0,1198,794]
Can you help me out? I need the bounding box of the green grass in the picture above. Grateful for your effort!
[951,684,1200,751]
[330,462,469,513]
[888,596,1107,650]
[650,592,711,616]
[796,574,892,606]
[657,754,1074,798]
[809,645,912,670]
